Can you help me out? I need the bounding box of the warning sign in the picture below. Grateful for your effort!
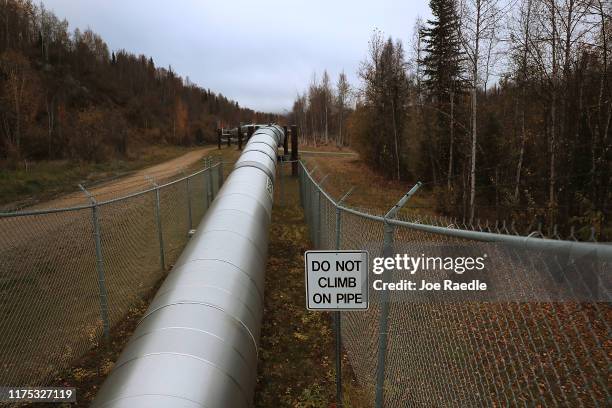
[305,250,369,310]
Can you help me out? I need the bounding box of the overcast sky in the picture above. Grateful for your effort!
[42,0,432,113]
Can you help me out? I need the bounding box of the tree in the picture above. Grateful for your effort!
[336,71,351,147]
[321,70,332,144]
[508,0,535,202]
[0,49,40,159]
[421,0,465,189]
[459,0,502,222]
[358,31,410,180]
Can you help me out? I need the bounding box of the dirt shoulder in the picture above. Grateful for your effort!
[254,168,370,408]
[254,170,336,407]
[32,147,213,210]
[1,145,215,211]
[300,153,436,217]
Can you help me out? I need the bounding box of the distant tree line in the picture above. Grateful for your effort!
[292,0,611,238]
[0,0,274,165]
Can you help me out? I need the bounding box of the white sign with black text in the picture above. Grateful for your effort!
[305,250,369,310]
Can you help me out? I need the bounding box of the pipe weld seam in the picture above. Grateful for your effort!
[94,393,210,408]
[102,351,251,407]
[172,258,264,302]
[138,301,259,355]
[126,326,256,372]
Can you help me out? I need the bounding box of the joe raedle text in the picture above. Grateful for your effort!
[371,253,489,292]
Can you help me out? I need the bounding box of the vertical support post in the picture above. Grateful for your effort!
[227,129,231,146]
[299,164,304,207]
[283,125,289,157]
[218,160,224,188]
[279,160,284,206]
[334,203,343,407]
[154,186,165,271]
[217,128,221,149]
[186,175,193,230]
[146,176,165,271]
[375,182,422,408]
[79,184,110,341]
[238,125,243,150]
[248,125,254,141]
[207,157,214,205]
[375,221,394,408]
[315,189,321,248]
[291,125,298,176]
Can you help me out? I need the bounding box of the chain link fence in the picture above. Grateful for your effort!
[0,159,223,387]
[297,160,611,407]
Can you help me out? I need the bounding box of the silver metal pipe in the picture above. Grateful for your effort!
[92,125,285,408]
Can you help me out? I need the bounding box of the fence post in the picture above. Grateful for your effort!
[238,126,243,150]
[217,128,221,149]
[283,125,289,157]
[291,125,299,176]
[79,184,110,341]
[298,163,304,207]
[218,160,224,188]
[279,160,284,206]
[146,176,166,272]
[375,182,422,407]
[332,187,354,408]
[154,186,165,271]
[316,187,323,248]
[375,221,394,408]
[317,175,330,248]
[207,157,214,205]
[186,174,193,230]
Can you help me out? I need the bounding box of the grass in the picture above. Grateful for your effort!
[39,277,165,408]
[255,164,371,408]
[300,152,437,218]
[0,144,211,209]
[254,169,335,407]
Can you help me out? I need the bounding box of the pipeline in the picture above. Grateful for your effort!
[91,125,285,408]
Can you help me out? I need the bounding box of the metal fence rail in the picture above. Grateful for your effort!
[298,161,611,407]
[0,159,223,387]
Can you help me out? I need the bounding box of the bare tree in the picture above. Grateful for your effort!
[321,70,332,144]
[509,0,535,201]
[459,0,503,222]
[336,71,351,147]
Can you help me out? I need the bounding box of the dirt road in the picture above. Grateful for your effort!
[28,146,214,210]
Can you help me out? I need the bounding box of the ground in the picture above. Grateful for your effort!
[299,148,436,217]
[0,144,215,210]
[254,166,336,407]
[254,161,371,408]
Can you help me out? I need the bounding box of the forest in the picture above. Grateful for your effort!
[0,0,275,166]
[291,0,611,239]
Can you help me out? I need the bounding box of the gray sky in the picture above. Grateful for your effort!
[42,0,431,113]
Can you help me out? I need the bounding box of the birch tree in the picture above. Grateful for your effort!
[459,0,502,222]
[336,71,351,147]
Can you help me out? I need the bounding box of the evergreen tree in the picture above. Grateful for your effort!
[420,0,464,99]
[420,0,464,190]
